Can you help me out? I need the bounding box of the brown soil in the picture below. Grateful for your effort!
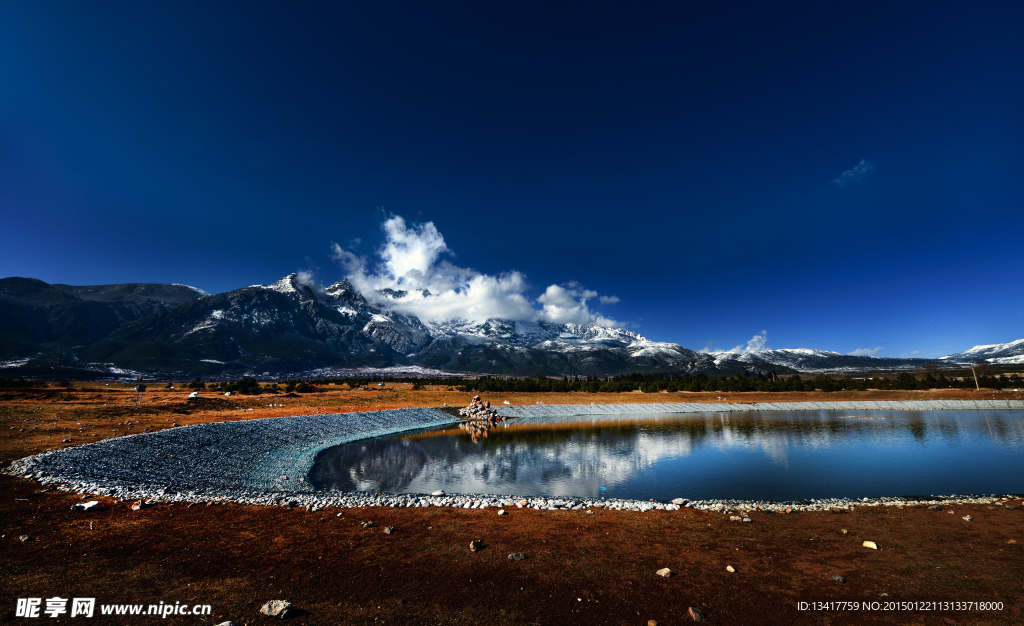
[2,385,1022,625]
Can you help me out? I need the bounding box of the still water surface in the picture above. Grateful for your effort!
[309,410,1024,501]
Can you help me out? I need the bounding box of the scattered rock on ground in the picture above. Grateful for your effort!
[832,575,847,583]
[928,504,942,510]
[259,600,292,618]
[726,565,735,573]
[470,540,481,552]
[840,528,848,535]
[688,606,706,622]
[656,568,671,577]
[672,498,688,505]
[260,598,292,618]
[383,526,394,534]
[214,622,234,626]
[19,535,31,542]
[71,501,98,512]
[863,541,878,550]
[508,552,525,561]
[963,515,973,522]
[497,509,506,515]
[648,620,659,626]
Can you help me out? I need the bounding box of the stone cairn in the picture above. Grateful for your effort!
[458,396,510,442]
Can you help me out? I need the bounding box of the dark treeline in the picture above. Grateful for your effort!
[0,378,77,390]
[0,377,48,389]
[6,371,1023,395]
[456,371,1024,394]
[183,375,466,395]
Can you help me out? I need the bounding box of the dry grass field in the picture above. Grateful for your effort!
[2,384,1022,625]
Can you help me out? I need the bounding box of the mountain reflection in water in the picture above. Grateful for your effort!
[308,410,1024,501]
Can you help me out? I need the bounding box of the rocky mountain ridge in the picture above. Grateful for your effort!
[0,277,207,361]
[1,274,1020,378]
[710,348,933,374]
[937,338,1024,366]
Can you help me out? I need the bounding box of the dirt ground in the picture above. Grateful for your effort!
[2,384,1022,625]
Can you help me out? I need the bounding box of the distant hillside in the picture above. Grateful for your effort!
[937,338,1024,366]
[710,348,932,373]
[0,277,206,360]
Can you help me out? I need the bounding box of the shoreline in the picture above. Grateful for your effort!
[7,400,1022,513]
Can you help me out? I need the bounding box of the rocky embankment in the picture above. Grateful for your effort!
[457,395,513,441]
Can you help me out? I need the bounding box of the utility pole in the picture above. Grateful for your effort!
[970,366,979,391]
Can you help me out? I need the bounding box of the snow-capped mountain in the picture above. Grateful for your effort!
[60,274,727,376]
[75,274,433,373]
[4,273,1021,378]
[413,317,721,376]
[710,348,933,373]
[937,338,1024,366]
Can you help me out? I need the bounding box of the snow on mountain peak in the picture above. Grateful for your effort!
[171,283,210,296]
[937,338,1024,364]
[268,274,302,295]
[266,273,324,300]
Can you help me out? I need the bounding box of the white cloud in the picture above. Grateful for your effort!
[849,347,884,356]
[330,215,619,325]
[288,270,330,299]
[537,284,617,326]
[900,350,922,358]
[706,331,770,354]
[832,159,875,187]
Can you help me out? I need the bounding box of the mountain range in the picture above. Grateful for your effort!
[1,275,1021,379]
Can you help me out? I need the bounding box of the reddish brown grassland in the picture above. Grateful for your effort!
[2,384,1022,625]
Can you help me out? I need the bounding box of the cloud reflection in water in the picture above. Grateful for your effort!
[309,410,1024,501]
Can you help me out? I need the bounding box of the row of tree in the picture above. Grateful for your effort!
[456,371,1024,393]
[186,377,319,395]
[5,370,1022,395]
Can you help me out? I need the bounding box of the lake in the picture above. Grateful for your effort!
[308,410,1024,502]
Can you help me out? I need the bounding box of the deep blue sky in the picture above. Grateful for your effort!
[1,1,1022,358]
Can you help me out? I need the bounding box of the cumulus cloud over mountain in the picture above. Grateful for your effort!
[702,331,770,355]
[331,216,618,326]
[849,347,884,357]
